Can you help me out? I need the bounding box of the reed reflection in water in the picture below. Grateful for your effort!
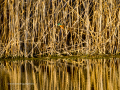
[0,58,120,90]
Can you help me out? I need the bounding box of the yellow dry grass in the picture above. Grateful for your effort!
[0,0,120,57]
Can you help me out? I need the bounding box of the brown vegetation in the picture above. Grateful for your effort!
[0,0,120,57]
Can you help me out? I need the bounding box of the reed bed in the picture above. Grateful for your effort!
[0,0,120,57]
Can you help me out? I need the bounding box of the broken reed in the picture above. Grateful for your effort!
[0,0,120,57]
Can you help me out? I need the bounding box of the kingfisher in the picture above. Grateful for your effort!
[58,23,64,29]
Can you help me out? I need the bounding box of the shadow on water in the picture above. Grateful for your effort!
[0,57,120,90]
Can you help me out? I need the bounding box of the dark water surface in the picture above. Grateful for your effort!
[0,57,120,90]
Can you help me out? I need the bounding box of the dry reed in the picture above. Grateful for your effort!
[0,0,120,57]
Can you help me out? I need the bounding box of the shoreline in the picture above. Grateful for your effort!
[0,54,120,60]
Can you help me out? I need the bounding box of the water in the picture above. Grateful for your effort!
[0,57,120,90]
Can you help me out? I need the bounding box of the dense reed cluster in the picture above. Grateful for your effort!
[0,0,120,57]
